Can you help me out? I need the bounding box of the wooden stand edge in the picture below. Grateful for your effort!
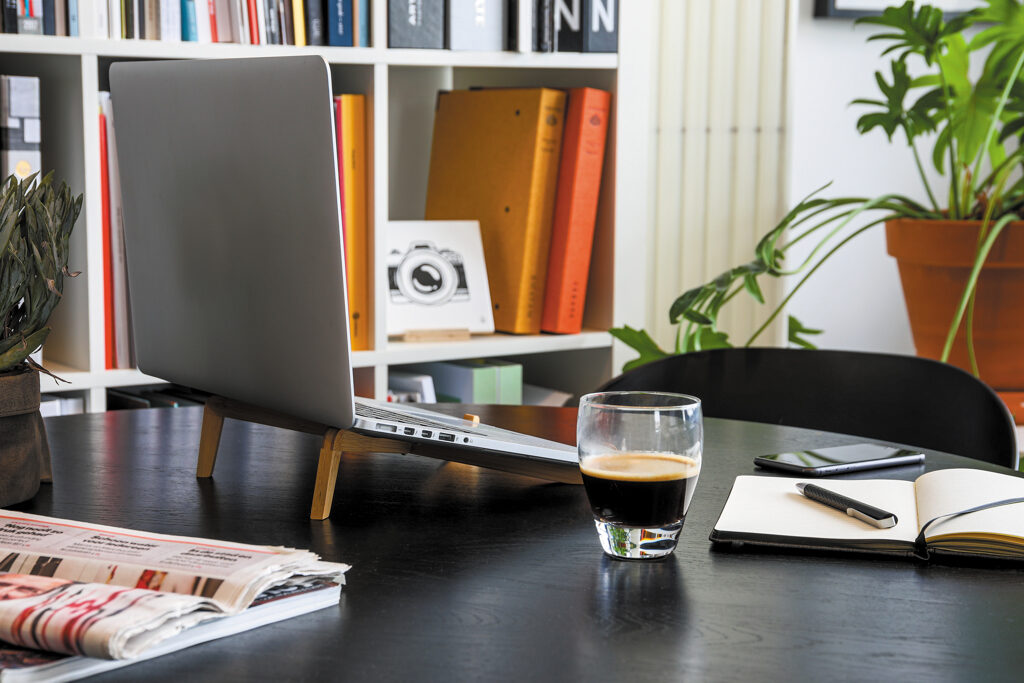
[196,396,580,520]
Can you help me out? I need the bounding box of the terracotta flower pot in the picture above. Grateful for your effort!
[0,365,51,506]
[886,218,1024,390]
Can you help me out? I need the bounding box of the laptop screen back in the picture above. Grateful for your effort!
[109,56,356,428]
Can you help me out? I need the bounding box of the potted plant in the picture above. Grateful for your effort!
[612,0,1024,391]
[0,171,82,506]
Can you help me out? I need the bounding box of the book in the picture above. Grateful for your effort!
[533,0,552,51]
[67,0,77,35]
[180,0,197,39]
[522,382,572,407]
[387,0,442,48]
[710,469,1024,561]
[425,88,567,334]
[108,0,120,37]
[473,358,522,405]
[0,76,41,183]
[541,87,610,334]
[446,0,503,51]
[302,0,320,43]
[160,0,180,41]
[289,0,302,43]
[355,0,367,45]
[2,0,16,33]
[0,510,347,680]
[335,94,369,351]
[404,361,499,404]
[98,108,115,370]
[215,0,233,40]
[326,0,351,45]
[553,0,580,52]
[42,0,54,34]
[581,0,615,52]
[388,370,438,403]
[55,0,67,35]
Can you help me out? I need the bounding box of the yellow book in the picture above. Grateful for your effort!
[336,94,369,350]
[292,0,307,46]
[425,88,567,334]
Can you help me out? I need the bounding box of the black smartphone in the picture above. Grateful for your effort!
[753,443,925,476]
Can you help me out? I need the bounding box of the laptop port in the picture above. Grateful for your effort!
[439,433,456,442]
[421,430,432,438]
[404,427,415,436]
[375,423,397,433]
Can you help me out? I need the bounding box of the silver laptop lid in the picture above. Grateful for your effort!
[110,56,356,428]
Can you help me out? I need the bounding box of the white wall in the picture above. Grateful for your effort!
[784,0,931,354]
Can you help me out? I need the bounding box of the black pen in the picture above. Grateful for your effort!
[795,483,898,529]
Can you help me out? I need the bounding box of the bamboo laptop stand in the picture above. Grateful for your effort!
[196,396,581,519]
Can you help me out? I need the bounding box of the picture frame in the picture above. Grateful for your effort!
[813,0,982,17]
[385,220,495,337]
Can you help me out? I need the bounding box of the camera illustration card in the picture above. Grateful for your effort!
[386,221,495,336]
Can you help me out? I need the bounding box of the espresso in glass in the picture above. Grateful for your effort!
[577,392,703,560]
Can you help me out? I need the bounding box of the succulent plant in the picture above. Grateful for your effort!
[0,172,82,373]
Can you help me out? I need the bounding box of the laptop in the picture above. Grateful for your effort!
[108,56,577,465]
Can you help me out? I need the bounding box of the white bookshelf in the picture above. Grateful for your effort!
[0,1,653,412]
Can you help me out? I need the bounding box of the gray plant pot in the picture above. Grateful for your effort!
[0,365,51,506]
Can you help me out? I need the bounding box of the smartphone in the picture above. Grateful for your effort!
[753,443,925,476]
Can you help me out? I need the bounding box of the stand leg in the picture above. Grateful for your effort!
[197,402,226,478]
[310,428,343,520]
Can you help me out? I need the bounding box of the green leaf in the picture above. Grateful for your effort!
[696,327,731,350]
[609,325,670,372]
[787,315,823,350]
[742,274,765,304]
[0,327,50,373]
[682,309,714,326]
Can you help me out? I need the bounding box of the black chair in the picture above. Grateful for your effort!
[598,348,1019,469]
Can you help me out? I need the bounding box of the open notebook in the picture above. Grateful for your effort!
[710,469,1024,561]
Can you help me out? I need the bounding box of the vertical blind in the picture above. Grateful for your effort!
[648,0,790,349]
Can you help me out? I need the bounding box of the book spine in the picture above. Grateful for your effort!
[356,0,367,45]
[534,0,552,51]
[262,0,276,42]
[136,0,143,35]
[123,0,132,38]
[207,0,217,40]
[339,94,369,351]
[55,0,67,34]
[581,0,615,52]
[180,0,196,38]
[541,87,610,334]
[160,0,179,40]
[514,89,566,333]
[68,0,78,34]
[289,0,303,43]
[107,0,119,36]
[99,93,131,370]
[253,0,265,43]
[301,0,320,43]
[446,0,502,51]
[42,0,55,33]
[553,0,581,52]
[214,0,233,40]
[278,0,291,43]
[144,0,157,36]
[387,0,441,48]
[99,109,115,370]
[326,0,351,46]
[2,0,17,32]
[349,0,356,44]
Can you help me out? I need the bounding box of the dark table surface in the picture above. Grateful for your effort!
[22,404,1024,682]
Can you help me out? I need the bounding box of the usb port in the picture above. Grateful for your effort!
[404,427,415,436]
[439,433,456,442]
[375,423,397,433]
[421,430,432,438]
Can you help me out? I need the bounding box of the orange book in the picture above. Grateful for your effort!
[99,110,115,370]
[335,94,370,351]
[541,87,611,334]
[425,88,567,334]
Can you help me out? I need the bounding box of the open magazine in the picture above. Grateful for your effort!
[0,511,348,677]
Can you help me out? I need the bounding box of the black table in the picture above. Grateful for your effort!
[22,405,1024,681]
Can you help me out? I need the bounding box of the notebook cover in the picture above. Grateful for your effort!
[541,87,610,334]
[425,88,567,334]
[99,110,115,369]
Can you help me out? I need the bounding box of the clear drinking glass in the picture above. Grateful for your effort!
[577,391,703,560]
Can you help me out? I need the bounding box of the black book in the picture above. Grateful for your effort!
[533,0,551,51]
[264,0,280,43]
[387,0,443,49]
[582,0,615,53]
[305,0,325,44]
[552,0,580,52]
[43,0,56,34]
[124,0,134,38]
[2,0,17,32]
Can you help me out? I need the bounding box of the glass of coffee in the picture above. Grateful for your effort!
[577,391,702,560]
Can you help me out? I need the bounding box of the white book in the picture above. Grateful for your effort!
[75,0,106,38]
[216,0,235,41]
[160,0,181,41]
[195,0,212,41]
[254,0,266,44]
[39,396,62,417]
[388,370,438,403]
[107,0,121,37]
[238,0,250,43]
[99,92,132,370]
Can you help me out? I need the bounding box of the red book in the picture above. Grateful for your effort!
[540,87,611,335]
[99,111,115,370]
[208,0,219,41]
[247,0,260,43]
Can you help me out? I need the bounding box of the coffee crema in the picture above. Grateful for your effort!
[580,453,700,528]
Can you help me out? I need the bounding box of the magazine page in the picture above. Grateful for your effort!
[0,511,347,614]
[0,573,220,659]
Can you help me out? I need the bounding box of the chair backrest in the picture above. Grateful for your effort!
[598,348,1019,469]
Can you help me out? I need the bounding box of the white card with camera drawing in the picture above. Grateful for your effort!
[385,221,495,335]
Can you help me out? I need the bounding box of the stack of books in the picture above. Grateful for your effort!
[425,85,611,336]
